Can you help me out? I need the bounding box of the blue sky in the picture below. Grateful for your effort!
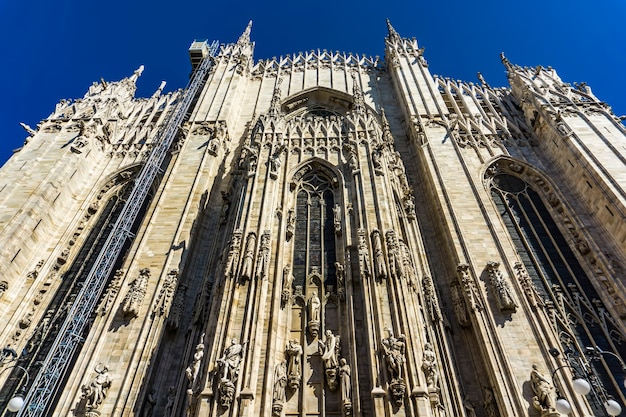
[1,0,624,164]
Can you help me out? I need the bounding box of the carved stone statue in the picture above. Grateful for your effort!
[421,343,438,390]
[273,361,287,405]
[286,339,303,390]
[217,339,244,409]
[333,203,342,235]
[335,262,345,301]
[372,230,387,280]
[163,386,176,417]
[82,364,112,410]
[339,358,352,415]
[357,229,371,280]
[381,329,406,381]
[286,208,295,240]
[321,329,340,390]
[308,291,321,337]
[281,264,294,305]
[239,233,256,281]
[185,338,205,390]
[530,364,556,413]
[255,231,270,280]
[217,338,243,383]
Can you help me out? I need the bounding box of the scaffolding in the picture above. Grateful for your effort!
[17,40,219,417]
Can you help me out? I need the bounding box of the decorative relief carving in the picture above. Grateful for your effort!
[486,261,517,312]
[166,284,187,330]
[99,269,124,316]
[514,262,544,309]
[457,263,482,312]
[422,275,442,322]
[153,269,178,317]
[121,268,150,318]
[255,230,271,280]
[450,280,470,327]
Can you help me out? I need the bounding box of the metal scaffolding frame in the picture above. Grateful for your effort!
[17,40,219,417]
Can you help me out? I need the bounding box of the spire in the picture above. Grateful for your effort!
[129,65,144,84]
[351,72,365,115]
[500,52,512,71]
[151,81,167,98]
[237,20,253,46]
[386,18,401,41]
[268,78,283,118]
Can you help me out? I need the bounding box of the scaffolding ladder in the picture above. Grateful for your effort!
[18,40,219,417]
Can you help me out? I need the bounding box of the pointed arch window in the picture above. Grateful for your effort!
[490,172,626,412]
[292,172,337,289]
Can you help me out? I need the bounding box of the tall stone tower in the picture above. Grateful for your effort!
[1,21,625,417]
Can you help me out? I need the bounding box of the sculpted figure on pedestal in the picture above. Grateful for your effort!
[530,364,556,413]
[321,329,340,390]
[339,358,352,415]
[82,364,112,411]
[286,339,303,390]
[421,343,438,390]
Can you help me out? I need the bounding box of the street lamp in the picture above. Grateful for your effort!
[0,363,30,413]
[549,346,626,416]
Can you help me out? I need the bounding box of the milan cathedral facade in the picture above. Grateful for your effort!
[0,21,625,417]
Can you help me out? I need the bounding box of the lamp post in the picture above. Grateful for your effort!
[549,346,625,416]
[0,362,30,413]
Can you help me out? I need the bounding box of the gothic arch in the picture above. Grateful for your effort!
[288,157,343,192]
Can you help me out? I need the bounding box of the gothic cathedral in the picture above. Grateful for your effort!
[1,21,625,417]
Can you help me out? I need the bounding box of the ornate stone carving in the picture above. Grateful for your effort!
[308,291,321,337]
[399,241,417,289]
[321,329,340,390]
[217,339,244,409]
[239,233,257,281]
[530,364,557,415]
[382,328,406,405]
[457,263,482,312]
[0,280,8,299]
[122,268,150,318]
[166,284,187,330]
[333,203,342,236]
[223,230,242,279]
[81,363,112,412]
[422,275,442,322]
[272,361,287,416]
[385,230,404,281]
[372,230,387,280]
[286,339,303,390]
[514,262,544,309]
[153,269,178,317]
[486,261,517,312]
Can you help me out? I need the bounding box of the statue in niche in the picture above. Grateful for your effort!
[357,229,371,280]
[333,203,342,235]
[185,336,205,391]
[286,339,303,390]
[81,363,111,411]
[244,144,259,176]
[269,146,283,179]
[483,387,498,417]
[335,262,345,301]
[372,230,387,280]
[217,339,244,409]
[399,241,417,289]
[530,364,556,414]
[141,389,156,417]
[372,148,383,174]
[339,358,352,415]
[122,268,150,318]
[239,233,256,281]
[321,329,340,390]
[385,231,403,280]
[285,208,295,240]
[308,291,321,337]
[272,361,287,416]
[486,261,517,312]
[422,276,442,322]
[403,191,416,220]
[281,264,294,306]
[421,343,438,390]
